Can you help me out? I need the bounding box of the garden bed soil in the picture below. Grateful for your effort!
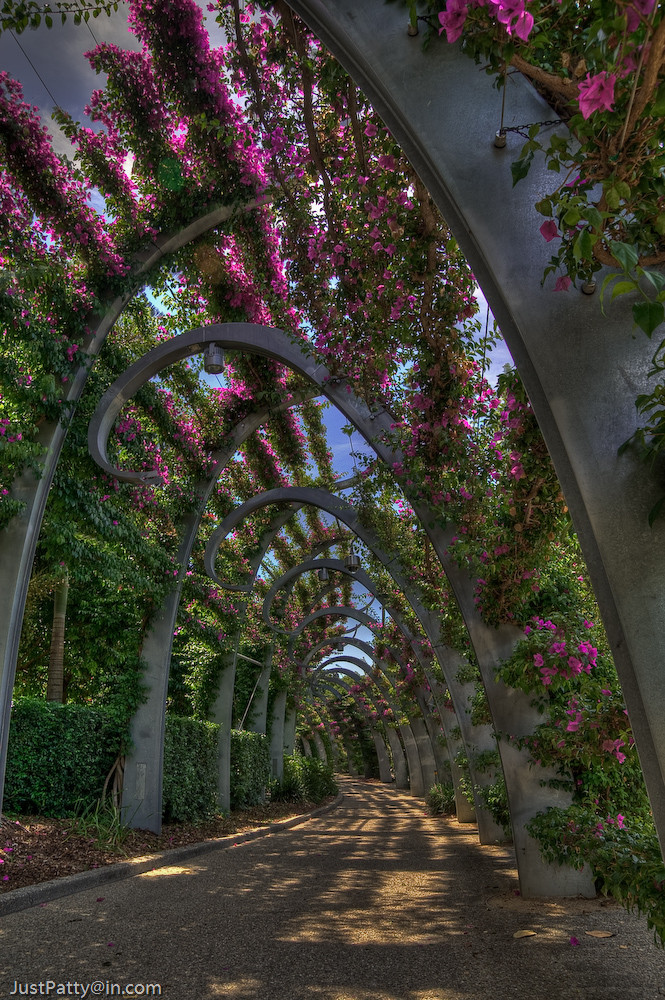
[0,799,332,894]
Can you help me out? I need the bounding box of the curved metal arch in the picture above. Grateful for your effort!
[286,0,638,889]
[204,483,592,882]
[312,674,393,783]
[87,328,533,853]
[314,663,425,794]
[309,640,445,757]
[289,603,441,794]
[88,327,592,892]
[204,489,480,776]
[318,659,398,714]
[118,390,316,830]
[292,599,450,761]
[87,323,396,485]
[308,676,380,777]
[315,661,410,788]
[262,557,379,634]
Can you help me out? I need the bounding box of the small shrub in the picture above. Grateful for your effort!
[476,774,512,836]
[69,797,132,852]
[426,781,456,816]
[272,753,338,804]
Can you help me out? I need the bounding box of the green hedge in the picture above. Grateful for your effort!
[162,714,219,823]
[5,697,123,816]
[6,701,273,823]
[230,729,271,808]
[272,752,338,804]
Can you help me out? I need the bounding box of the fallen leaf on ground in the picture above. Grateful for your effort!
[585,930,614,938]
[513,929,537,938]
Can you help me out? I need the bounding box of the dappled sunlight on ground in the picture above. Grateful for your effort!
[0,779,662,1000]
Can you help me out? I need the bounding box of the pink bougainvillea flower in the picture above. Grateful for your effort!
[540,220,558,242]
[577,72,617,119]
[494,0,535,40]
[554,275,572,291]
[512,9,535,40]
[438,0,469,43]
[626,0,656,33]
[570,936,580,946]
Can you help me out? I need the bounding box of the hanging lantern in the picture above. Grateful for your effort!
[318,567,330,582]
[344,553,361,573]
[203,343,225,374]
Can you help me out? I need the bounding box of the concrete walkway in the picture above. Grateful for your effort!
[0,779,663,999]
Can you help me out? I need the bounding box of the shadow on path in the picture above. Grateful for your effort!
[0,779,662,999]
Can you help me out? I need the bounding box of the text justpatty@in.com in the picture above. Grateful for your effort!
[7,983,162,996]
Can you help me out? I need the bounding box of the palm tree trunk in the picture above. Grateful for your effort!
[46,570,69,703]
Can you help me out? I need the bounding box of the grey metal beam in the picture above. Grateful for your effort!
[286,0,647,889]
[89,325,591,893]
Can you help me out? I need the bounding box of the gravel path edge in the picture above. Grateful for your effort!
[0,793,344,918]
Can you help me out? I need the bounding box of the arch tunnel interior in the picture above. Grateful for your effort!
[2,0,665,957]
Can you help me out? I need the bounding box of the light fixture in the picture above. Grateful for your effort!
[344,552,361,573]
[140,469,164,486]
[203,343,225,374]
[318,567,330,582]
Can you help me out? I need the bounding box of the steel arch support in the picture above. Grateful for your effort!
[314,669,394,783]
[207,481,593,893]
[287,0,652,886]
[270,691,288,780]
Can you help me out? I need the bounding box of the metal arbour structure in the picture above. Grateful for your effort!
[309,673,394,784]
[265,563,457,811]
[0,0,665,912]
[2,0,662,899]
[209,507,448,801]
[204,476,592,895]
[312,660,409,789]
[284,0,665,861]
[266,562,487,826]
[83,323,594,896]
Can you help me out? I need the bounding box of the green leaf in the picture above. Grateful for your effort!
[648,495,665,527]
[640,269,665,295]
[564,208,581,227]
[584,206,603,230]
[605,186,621,210]
[511,150,534,187]
[616,181,632,201]
[633,300,665,338]
[573,229,594,261]
[535,198,552,217]
[611,241,639,272]
[610,280,637,301]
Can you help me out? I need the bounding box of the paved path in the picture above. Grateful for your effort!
[0,779,663,999]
